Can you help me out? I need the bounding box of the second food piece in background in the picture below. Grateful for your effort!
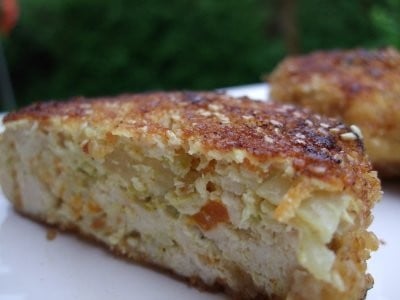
[268,47,400,177]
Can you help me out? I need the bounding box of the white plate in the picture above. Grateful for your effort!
[0,84,399,300]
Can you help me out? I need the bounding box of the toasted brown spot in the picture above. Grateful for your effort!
[192,201,230,231]
[91,216,106,229]
[206,181,216,192]
[105,132,117,144]
[70,196,83,215]
[87,200,102,214]
[81,141,90,154]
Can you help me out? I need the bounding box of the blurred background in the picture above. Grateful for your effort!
[0,0,399,110]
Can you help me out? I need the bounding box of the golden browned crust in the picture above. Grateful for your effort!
[5,92,375,198]
[268,48,400,177]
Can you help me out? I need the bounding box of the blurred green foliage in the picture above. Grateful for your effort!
[298,0,379,50]
[1,0,397,108]
[5,0,282,106]
[371,0,400,47]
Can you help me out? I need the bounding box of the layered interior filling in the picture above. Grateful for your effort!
[0,119,359,297]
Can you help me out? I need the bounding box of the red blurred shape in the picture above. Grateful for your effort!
[0,0,19,35]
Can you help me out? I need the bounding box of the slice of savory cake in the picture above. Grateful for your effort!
[0,92,380,299]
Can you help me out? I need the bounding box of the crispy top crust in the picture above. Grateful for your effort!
[269,47,400,100]
[4,92,375,191]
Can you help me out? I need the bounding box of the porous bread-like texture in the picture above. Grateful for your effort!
[268,47,400,177]
[0,92,380,299]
